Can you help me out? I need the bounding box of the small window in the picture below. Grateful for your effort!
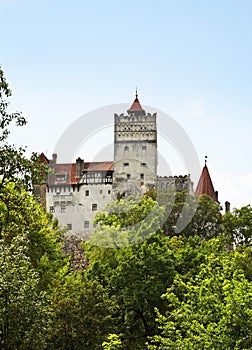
[140,173,144,180]
[124,146,129,151]
[142,145,147,151]
[141,163,147,167]
[84,221,89,228]
[127,174,131,179]
[85,190,89,196]
[108,190,111,194]
[92,204,97,211]
[93,222,98,228]
[67,224,72,230]
[49,206,55,213]
[61,206,66,213]
[123,162,129,167]
[56,174,66,182]
[100,189,103,194]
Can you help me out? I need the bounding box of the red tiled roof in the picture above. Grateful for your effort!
[84,162,114,171]
[39,153,49,164]
[127,93,145,114]
[47,161,113,186]
[195,165,218,201]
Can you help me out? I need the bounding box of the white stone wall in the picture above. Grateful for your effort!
[46,183,112,238]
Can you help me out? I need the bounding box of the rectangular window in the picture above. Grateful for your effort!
[61,206,66,213]
[56,174,66,182]
[92,204,97,211]
[100,189,103,194]
[85,190,89,196]
[67,224,72,230]
[124,146,129,151]
[108,190,111,194]
[142,145,147,151]
[140,173,144,179]
[127,174,131,179]
[93,222,98,228]
[49,206,55,213]
[84,221,89,228]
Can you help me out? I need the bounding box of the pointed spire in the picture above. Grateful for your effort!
[127,90,146,116]
[195,157,218,201]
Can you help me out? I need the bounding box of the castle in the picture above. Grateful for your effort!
[40,93,217,238]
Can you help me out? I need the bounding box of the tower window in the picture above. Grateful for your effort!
[85,190,89,196]
[92,204,97,211]
[141,163,147,167]
[127,174,131,179]
[124,146,129,151]
[67,224,72,230]
[123,162,129,167]
[84,221,89,228]
[142,145,147,151]
[108,190,111,194]
[140,173,145,180]
[61,206,66,213]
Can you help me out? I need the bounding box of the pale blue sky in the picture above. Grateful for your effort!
[1,0,252,208]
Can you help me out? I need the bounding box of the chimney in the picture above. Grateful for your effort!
[51,153,57,164]
[76,157,84,177]
[225,201,230,213]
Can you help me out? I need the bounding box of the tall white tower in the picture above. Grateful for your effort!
[113,92,157,198]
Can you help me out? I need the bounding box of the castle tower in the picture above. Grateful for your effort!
[113,92,157,197]
[195,156,218,202]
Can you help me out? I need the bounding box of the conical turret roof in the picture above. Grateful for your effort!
[195,163,218,201]
[127,90,146,115]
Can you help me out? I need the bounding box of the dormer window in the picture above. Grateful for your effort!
[56,173,67,182]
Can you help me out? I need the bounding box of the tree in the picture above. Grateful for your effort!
[148,238,252,350]
[89,195,165,248]
[223,205,252,246]
[47,272,117,350]
[0,181,66,289]
[159,190,222,239]
[0,66,47,190]
[0,236,50,349]
[102,334,122,350]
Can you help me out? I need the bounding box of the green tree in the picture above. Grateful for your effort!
[47,272,117,350]
[0,66,47,190]
[90,195,165,248]
[102,334,122,350]
[0,236,50,349]
[148,238,252,350]
[223,205,252,246]
[158,190,222,239]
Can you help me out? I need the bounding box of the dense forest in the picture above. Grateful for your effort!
[1,67,252,349]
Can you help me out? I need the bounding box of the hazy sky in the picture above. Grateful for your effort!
[1,0,252,209]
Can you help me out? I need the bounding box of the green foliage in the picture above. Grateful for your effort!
[90,195,165,247]
[0,66,48,190]
[159,191,222,239]
[102,334,122,350]
[223,205,252,246]
[0,181,66,288]
[47,273,117,350]
[148,238,252,350]
[0,236,50,349]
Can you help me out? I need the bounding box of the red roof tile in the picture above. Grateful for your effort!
[47,161,113,186]
[195,165,218,201]
[127,93,145,114]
